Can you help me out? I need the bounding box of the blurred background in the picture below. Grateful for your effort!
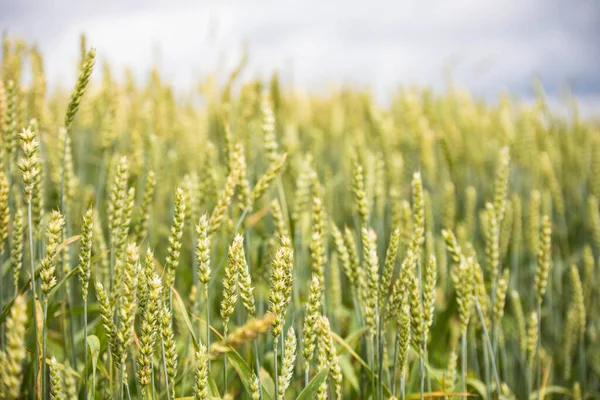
[2,0,599,116]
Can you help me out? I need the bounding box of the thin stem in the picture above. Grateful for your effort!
[377,315,383,400]
[369,335,375,398]
[304,367,309,387]
[392,328,399,395]
[483,334,491,400]
[42,300,48,400]
[151,368,156,400]
[66,279,78,370]
[273,337,279,400]
[84,299,88,400]
[578,337,586,393]
[120,362,125,400]
[475,299,501,398]
[27,202,39,397]
[461,331,467,395]
[400,374,406,400]
[253,339,263,400]
[205,285,211,371]
[161,339,170,400]
[224,330,229,394]
[536,301,542,400]
[419,354,425,400]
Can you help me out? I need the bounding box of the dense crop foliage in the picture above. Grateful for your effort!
[0,35,598,399]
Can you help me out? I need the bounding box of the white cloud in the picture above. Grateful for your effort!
[2,0,598,115]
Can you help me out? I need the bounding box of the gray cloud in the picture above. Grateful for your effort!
[1,0,599,111]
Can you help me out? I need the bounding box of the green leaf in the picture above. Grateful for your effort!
[424,358,446,385]
[331,331,369,370]
[406,391,472,399]
[0,297,16,325]
[296,368,329,400]
[1,258,10,278]
[47,264,80,303]
[339,355,359,391]
[75,316,101,342]
[466,377,488,399]
[87,335,100,398]
[226,350,273,400]
[208,375,220,399]
[330,330,394,397]
[172,287,199,350]
[6,234,82,311]
[259,367,275,400]
[529,385,571,399]
[341,326,369,351]
[87,334,100,367]
[97,360,110,380]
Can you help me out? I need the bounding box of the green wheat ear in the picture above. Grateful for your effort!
[351,155,370,227]
[160,303,178,400]
[196,214,211,284]
[317,316,342,399]
[534,215,552,304]
[49,357,65,400]
[193,343,209,400]
[396,302,411,381]
[310,196,326,287]
[78,207,94,300]
[526,311,538,367]
[278,327,297,400]
[164,187,186,300]
[234,234,256,316]
[268,236,294,338]
[39,210,65,296]
[65,47,95,130]
[0,294,27,398]
[136,272,162,388]
[221,236,241,335]
[10,206,24,289]
[302,275,322,369]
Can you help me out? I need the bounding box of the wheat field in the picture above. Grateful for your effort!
[0,34,597,399]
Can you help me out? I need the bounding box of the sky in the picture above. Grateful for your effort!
[1,0,600,115]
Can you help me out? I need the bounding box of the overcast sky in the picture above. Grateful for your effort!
[2,0,599,113]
